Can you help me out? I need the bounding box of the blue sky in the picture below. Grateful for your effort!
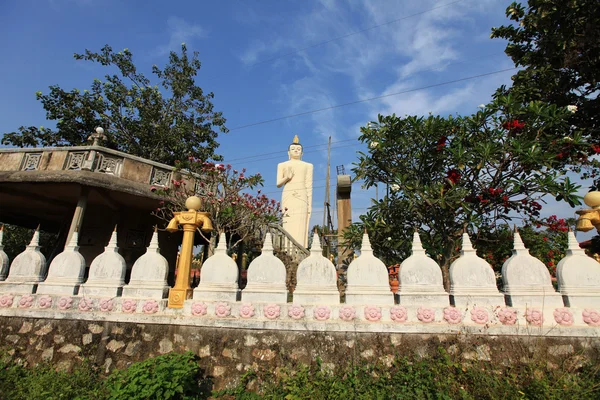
[0,0,592,240]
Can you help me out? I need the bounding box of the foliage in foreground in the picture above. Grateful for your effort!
[0,352,210,400]
[216,352,600,400]
[2,349,599,400]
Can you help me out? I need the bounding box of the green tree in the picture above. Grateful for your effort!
[349,95,582,288]
[2,44,227,165]
[491,0,600,184]
[0,224,59,263]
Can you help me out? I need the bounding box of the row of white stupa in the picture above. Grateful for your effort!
[0,225,599,310]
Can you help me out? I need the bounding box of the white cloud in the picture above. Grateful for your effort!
[239,38,289,66]
[156,16,206,55]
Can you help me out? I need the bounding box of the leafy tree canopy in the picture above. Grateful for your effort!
[1,44,227,165]
[347,95,582,286]
[491,0,600,180]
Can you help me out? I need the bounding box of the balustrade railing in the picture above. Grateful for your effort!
[267,223,309,263]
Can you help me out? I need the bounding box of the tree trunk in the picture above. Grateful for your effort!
[441,263,450,292]
[207,234,217,257]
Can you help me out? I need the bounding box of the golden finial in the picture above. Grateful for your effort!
[293,135,299,144]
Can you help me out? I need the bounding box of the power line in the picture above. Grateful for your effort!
[229,67,517,131]
[222,51,506,164]
[224,138,357,163]
[207,0,467,81]
[228,142,361,166]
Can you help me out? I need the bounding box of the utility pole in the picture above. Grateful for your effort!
[323,136,331,256]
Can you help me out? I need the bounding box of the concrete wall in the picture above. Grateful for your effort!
[1,316,599,390]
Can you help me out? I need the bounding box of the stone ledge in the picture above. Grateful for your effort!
[1,298,598,337]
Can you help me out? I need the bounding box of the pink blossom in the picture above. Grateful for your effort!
[470,307,489,324]
[99,298,114,312]
[0,294,14,308]
[191,302,208,316]
[339,305,356,321]
[443,307,462,324]
[37,295,53,309]
[417,306,435,323]
[121,299,137,313]
[390,305,408,322]
[553,308,574,326]
[525,308,543,326]
[313,305,331,321]
[263,304,281,319]
[288,305,305,320]
[239,303,255,318]
[57,296,73,310]
[215,302,231,317]
[78,298,93,311]
[582,309,600,326]
[142,300,159,314]
[497,307,517,325]
[18,295,34,309]
[364,305,382,322]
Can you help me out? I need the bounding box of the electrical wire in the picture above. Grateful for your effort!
[228,67,517,131]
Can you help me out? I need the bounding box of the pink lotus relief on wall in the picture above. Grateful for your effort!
[18,295,34,309]
[582,309,600,326]
[525,308,543,326]
[0,294,14,308]
[288,305,305,320]
[99,298,114,312]
[443,307,462,324]
[364,305,382,322]
[417,307,435,323]
[78,298,93,312]
[313,305,331,321]
[263,304,280,319]
[215,302,231,318]
[470,307,489,324]
[142,299,159,314]
[121,299,137,313]
[497,307,517,325]
[239,303,255,318]
[338,305,356,321]
[57,296,73,310]
[37,295,53,309]
[191,302,207,317]
[390,305,408,323]
[553,308,574,326]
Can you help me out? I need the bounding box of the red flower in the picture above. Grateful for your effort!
[436,136,447,151]
[502,119,525,133]
[592,145,600,154]
[446,169,460,185]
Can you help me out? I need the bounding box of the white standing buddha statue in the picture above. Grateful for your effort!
[277,135,313,248]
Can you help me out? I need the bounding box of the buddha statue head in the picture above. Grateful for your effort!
[288,134,303,160]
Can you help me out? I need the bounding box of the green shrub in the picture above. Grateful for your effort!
[0,357,105,400]
[1,348,599,399]
[104,351,210,400]
[214,350,600,400]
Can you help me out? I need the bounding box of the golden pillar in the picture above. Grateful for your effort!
[166,196,213,308]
